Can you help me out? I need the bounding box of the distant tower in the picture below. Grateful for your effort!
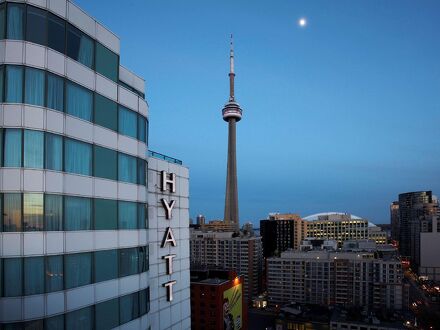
[223,35,243,231]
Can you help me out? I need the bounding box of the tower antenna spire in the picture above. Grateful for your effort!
[229,34,235,101]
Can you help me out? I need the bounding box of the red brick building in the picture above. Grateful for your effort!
[190,270,248,330]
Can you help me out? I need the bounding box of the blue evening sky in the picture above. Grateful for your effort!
[76,0,440,226]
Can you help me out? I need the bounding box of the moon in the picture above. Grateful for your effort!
[298,17,307,27]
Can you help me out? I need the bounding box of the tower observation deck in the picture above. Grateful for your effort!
[222,35,243,231]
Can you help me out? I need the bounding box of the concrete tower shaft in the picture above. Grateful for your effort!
[223,35,242,230]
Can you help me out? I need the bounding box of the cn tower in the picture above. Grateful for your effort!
[222,35,243,231]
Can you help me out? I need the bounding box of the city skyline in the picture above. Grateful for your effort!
[76,0,440,225]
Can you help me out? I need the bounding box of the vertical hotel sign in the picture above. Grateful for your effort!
[160,171,177,301]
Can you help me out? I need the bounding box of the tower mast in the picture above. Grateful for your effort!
[222,35,243,231]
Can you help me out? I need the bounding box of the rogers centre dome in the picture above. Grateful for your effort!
[303,212,378,228]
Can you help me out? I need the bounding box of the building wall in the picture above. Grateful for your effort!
[419,217,440,281]
[148,157,191,330]
[0,1,150,328]
[267,251,403,310]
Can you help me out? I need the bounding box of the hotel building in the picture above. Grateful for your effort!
[0,1,190,329]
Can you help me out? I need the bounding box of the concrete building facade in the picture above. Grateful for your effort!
[267,250,403,311]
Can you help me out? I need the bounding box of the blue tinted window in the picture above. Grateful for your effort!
[45,314,64,330]
[6,3,24,40]
[3,258,22,296]
[26,6,46,46]
[65,196,91,231]
[3,193,22,232]
[45,133,63,171]
[137,159,146,185]
[65,138,92,176]
[94,198,117,230]
[45,194,63,231]
[47,13,65,54]
[138,115,146,143]
[0,66,4,102]
[4,129,22,167]
[96,42,118,82]
[66,24,94,69]
[95,298,119,330]
[120,291,139,324]
[5,65,23,103]
[139,246,148,273]
[24,130,44,168]
[47,73,64,112]
[45,255,63,292]
[94,93,117,131]
[94,249,118,282]
[118,201,137,229]
[65,253,92,289]
[138,203,146,229]
[25,67,45,106]
[119,248,139,277]
[66,306,93,330]
[66,82,92,121]
[118,153,137,184]
[24,257,44,295]
[94,146,117,181]
[0,5,5,40]
[119,106,137,139]
[23,193,44,231]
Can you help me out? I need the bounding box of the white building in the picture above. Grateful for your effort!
[267,249,403,310]
[419,216,440,281]
[0,1,190,329]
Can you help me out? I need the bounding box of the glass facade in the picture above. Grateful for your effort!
[0,288,150,328]
[0,193,147,232]
[0,65,148,144]
[1,247,149,297]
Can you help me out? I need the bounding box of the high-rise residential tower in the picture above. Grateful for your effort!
[222,36,242,231]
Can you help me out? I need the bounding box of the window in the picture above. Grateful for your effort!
[45,255,63,293]
[66,82,93,121]
[45,315,64,330]
[24,257,44,295]
[119,248,139,277]
[3,193,22,232]
[0,66,4,102]
[65,138,92,176]
[26,6,46,46]
[138,115,146,143]
[5,65,23,103]
[94,93,117,131]
[45,133,63,171]
[119,291,139,324]
[64,196,91,231]
[67,24,94,69]
[23,193,44,231]
[94,249,118,282]
[95,298,119,330]
[66,306,93,330]
[138,246,148,273]
[137,159,146,185]
[96,42,118,82]
[118,106,137,139]
[45,194,63,231]
[118,201,137,229]
[3,258,22,297]
[25,67,45,106]
[24,130,44,168]
[46,73,64,112]
[6,3,24,40]
[139,288,150,315]
[4,129,22,167]
[94,198,117,230]
[47,13,65,54]
[118,153,137,184]
[138,203,147,229]
[65,253,92,289]
[93,146,117,180]
[0,4,5,40]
